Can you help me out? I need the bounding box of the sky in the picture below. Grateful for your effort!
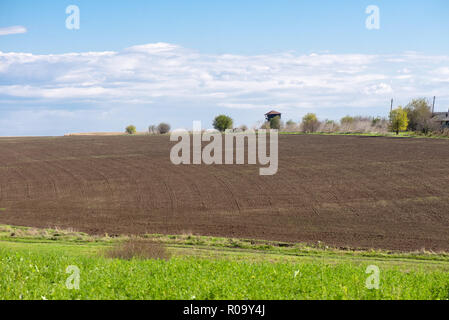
[0,0,449,136]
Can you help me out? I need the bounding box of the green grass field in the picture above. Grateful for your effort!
[0,225,448,300]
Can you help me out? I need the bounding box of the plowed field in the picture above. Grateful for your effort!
[1,135,448,251]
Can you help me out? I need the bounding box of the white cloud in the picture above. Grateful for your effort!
[1,43,449,135]
[363,83,393,95]
[218,103,268,110]
[0,25,27,36]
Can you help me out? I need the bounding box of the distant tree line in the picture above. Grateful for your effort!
[125,98,449,137]
[277,98,448,137]
[125,123,172,135]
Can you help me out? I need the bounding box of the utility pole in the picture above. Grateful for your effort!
[432,96,436,114]
[390,98,393,112]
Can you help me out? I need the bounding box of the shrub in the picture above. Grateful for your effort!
[286,119,296,126]
[389,107,409,135]
[269,116,281,130]
[404,98,432,132]
[443,128,449,137]
[371,117,382,127]
[260,122,271,130]
[125,125,137,135]
[340,116,355,125]
[213,115,233,132]
[339,116,355,132]
[283,119,298,132]
[157,122,171,134]
[106,238,170,260]
[301,113,319,133]
[321,120,338,133]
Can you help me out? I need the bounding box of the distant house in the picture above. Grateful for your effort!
[432,109,449,129]
[265,110,282,122]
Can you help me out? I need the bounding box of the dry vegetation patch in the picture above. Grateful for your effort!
[106,238,171,260]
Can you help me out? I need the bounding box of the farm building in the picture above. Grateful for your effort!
[265,110,282,121]
[432,109,449,129]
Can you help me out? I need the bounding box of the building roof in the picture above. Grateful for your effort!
[433,116,449,122]
[265,110,282,115]
[432,112,449,122]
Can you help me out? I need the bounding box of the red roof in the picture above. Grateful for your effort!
[265,110,281,115]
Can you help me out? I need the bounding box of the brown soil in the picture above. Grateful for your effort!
[0,135,448,251]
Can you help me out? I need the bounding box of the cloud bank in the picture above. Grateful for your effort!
[0,26,27,36]
[1,43,449,135]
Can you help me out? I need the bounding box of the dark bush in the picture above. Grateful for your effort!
[157,123,171,134]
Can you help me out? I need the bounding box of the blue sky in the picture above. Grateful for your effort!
[1,0,449,135]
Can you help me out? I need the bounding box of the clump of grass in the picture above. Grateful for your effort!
[105,238,170,260]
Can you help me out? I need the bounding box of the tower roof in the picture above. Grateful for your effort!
[265,110,281,115]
